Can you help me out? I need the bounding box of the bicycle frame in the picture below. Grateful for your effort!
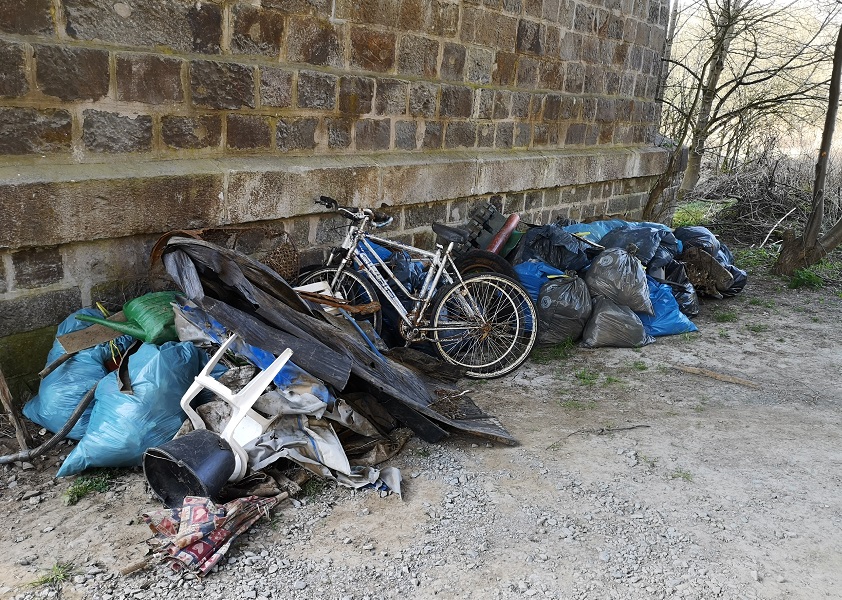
[322,217,468,334]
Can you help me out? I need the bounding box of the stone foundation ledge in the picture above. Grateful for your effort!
[0,146,667,250]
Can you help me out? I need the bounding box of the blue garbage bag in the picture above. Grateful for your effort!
[57,342,209,476]
[637,277,698,337]
[514,260,566,302]
[23,309,133,440]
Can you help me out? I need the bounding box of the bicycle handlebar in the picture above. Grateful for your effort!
[315,196,393,227]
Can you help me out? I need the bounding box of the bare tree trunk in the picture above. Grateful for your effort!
[677,0,742,201]
[774,24,842,275]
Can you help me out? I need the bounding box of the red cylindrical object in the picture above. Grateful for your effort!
[485,213,520,254]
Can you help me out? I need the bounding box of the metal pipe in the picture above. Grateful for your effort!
[485,214,520,254]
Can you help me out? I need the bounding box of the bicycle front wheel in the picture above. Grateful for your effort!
[296,267,383,334]
[431,273,537,378]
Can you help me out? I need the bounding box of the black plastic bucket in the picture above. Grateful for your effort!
[143,429,236,509]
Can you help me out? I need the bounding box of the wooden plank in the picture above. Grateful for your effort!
[0,367,31,451]
[56,311,127,354]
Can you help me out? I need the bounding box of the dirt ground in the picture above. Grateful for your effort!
[1,271,840,599]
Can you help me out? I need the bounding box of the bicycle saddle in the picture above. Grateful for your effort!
[432,222,469,244]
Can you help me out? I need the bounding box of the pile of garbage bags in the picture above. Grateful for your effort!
[513,220,747,349]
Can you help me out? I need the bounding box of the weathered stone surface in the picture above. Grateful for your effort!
[565,62,585,93]
[286,16,344,68]
[231,4,285,56]
[466,47,494,84]
[494,52,517,86]
[116,54,183,104]
[227,115,271,150]
[399,0,457,36]
[423,122,443,149]
[63,0,221,53]
[445,121,476,149]
[511,92,531,118]
[297,70,337,110]
[441,43,466,81]
[514,122,531,147]
[495,122,514,148]
[477,89,494,119]
[350,27,396,72]
[83,110,152,153]
[0,0,52,35]
[477,122,494,147]
[226,164,380,224]
[335,0,400,27]
[404,202,446,228]
[0,173,223,249]
[381,159,476,206]
[326,118,352,149]
[397,35,439,78]
[0,288,81,339]
[516,56,538,87]
[517,19,542,55]
[277,118,319,151]
[263,0,331,14]
[339,76,375,115]
[356,119,390,151]
[162,115,221,149]
[409,82,438,117]
[440,85,472,118]
[375,79,408,115]
[260,67,293,108]
[12,247,63,289]
[540,61,565,90]
[0,40,28,98]
[0,108,72,155]
[191,60,255,109]
[35,46,109,102]
[395,120,417,150]
[462,9,517,50]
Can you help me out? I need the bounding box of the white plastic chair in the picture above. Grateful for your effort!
[180,333,293,482]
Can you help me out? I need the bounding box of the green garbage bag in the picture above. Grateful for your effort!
[76,291,183,344]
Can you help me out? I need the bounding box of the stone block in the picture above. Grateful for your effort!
[162,115,221,149]
[335,0,401,27]
[260,67,293,108]
[191,60,255,109]
[375,79,408,116]
[1,173,223,250]
[477,89,494,120]
[0,41,27,98]
[227,115,271,150]
[351,27,396,72]
[494,52,517,86]
[524,0,542,17]
[517,19,542,55]
[297,70,337,110]
[226,164,379,224]
[466,48,494,85]
[514,122,531,147]
[356,119,390,151]
[560,31,582,61]
[12,247,63,289]
[492,91,511,119]
[470,11,517,51]
[476,153,556,196]
[63,0,221,54]
[596,98,616,123]
[277,118,319,151]
[423,122,443,149]
[565,62,584,93]
[397,35,439,78]
[540,61,565,90]
[83,110,152,153]
[404,202,447,229]
[0,108,72,155]
[441,43,467,81]
[516,56,538,88]
[409,83,438,118]
[117,54,183,104]
[581,36,599,64]
[543,94,562,121]
[287,16,344,68]
[440,85,473,118]
[0,288,81,339]
[0,0,52,35]
[326,118,353,149]
[395,121,417,150]
[495,122,514,149]
[574,3,595,32]
[399,0,457,36]
[477,123,494,148]
[231,4,285,57]
[584,65,604,93]
[445,122,476,149]
[511,92,531,118]
[339,76,375,115]
[35,46,109,102]
[606,71,620,94]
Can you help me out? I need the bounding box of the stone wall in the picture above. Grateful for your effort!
[0,0,669,399]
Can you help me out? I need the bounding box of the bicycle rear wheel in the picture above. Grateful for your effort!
[431,273,537,378]
[296,267,383,334]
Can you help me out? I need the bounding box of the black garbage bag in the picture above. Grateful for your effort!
[512,223,592,272]
[715,243,748,297]
[662,260,700,317]
[584,248,654,315]
[598,226,679,269]
[536,275,592,345]
[581,297,655,348]
[674,225,720,256]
